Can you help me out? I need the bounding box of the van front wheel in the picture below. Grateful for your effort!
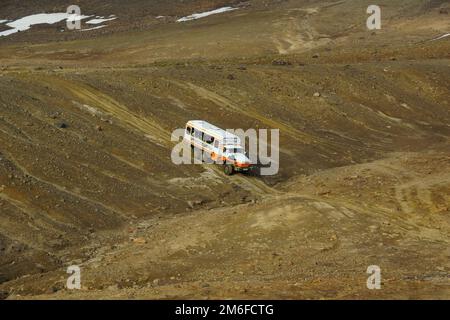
[224,164,234,176]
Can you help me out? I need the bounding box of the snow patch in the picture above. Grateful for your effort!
[81,25,107,31]
[86,16,117,25]
[177,7,237,22]
[430,33,450,41]
[0,13,90,37]
[0,13,117,37]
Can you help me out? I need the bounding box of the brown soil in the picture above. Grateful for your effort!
[0,0,449,299]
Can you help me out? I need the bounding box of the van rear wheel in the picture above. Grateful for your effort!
[224,164,234,176]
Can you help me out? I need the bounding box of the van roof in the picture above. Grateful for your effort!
[187,120,240,140]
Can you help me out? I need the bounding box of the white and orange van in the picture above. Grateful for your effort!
[184,120,253,175]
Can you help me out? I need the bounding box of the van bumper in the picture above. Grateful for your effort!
[234,165,254,173]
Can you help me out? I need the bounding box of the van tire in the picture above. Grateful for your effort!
[224,164,234,176]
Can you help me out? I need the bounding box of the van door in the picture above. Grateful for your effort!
[193,128,203,148]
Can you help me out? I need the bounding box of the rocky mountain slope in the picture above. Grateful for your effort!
[0,0,449,299]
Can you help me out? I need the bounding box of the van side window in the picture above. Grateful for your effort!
[191,128,195,136]
[214,140,219,148]
[204,134,215,144]
[195,129,203,140]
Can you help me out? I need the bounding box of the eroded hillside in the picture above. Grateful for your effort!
[0,0,449,299]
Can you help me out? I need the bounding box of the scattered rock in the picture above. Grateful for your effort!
[313,92,321,97]
[100,117,113,124]
[187,200,203,208]
[131,237,146,244]
[57,122,67,129]
[107,284,119,291]
[227,74,235,80]
[272,59,291,66]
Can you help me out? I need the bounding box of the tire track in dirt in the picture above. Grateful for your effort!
[395,172,450,215]
[207,165,279,196]
[169,80,316,142]
[1,93,156,177]
[11,75,281,201]
[38,76,281,199]
[0,122,164,212]
[41,76,170,147]
[0,147,128,219]
[167,79,368,155]
[0,193,77,251]
[0,122,160,194]
[371,160,450,215]
[273,8,331,55]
